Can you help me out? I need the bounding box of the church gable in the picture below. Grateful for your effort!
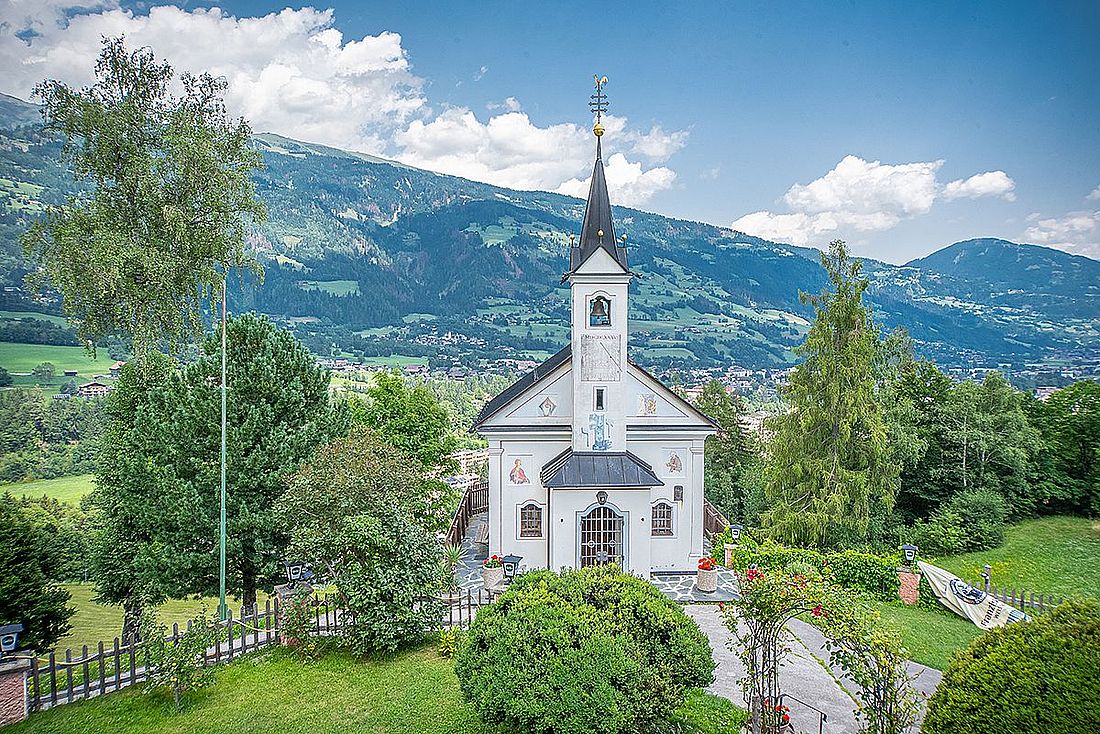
[501,368,572,423]
[574,244,627,275]
[625,364,717,428]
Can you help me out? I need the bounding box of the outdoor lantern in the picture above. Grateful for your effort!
[901,544,918,564]
[282,560,313,584]
[501,554,523,580]
[0,623,23,655]
[730,524,743,543]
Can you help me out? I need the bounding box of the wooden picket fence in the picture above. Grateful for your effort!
[25,588,499,712]
[962,579,1065,613]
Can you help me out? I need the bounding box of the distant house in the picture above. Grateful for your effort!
[109,361,126,378]
[63,370,78,378]
[77,381,110,398]
[1035,386,1058,401]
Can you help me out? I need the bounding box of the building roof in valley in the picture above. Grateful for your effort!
[541,449,663,489]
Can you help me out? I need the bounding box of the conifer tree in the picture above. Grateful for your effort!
[762,240,898,548]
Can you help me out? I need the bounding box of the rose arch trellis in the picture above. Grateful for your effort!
[719,566,920,734]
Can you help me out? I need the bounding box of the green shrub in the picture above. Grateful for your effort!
[438,627,464,659]
[922,599,1100,734]
[455,566,715,734]
[912,489,1007,556]
[669,688,749,734]
[827,549,899,602]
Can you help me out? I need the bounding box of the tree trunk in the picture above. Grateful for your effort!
[121,596,143,645]
[241,563,257,613]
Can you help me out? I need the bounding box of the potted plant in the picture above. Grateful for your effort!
[482,554,505,589]
[697,556,718,593]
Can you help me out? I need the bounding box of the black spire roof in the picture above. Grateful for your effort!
[568,137,628,273]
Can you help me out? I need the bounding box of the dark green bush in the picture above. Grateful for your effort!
[912,489,1007,556]
[722,540,900,601]
[454,566,715,734]
[922,599,1100,734]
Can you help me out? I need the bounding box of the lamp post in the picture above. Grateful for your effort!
[0,624,22,656]
[218,275,228,622]
[730,524,743,544]
[501,555,523,581]
[901,544,918,565]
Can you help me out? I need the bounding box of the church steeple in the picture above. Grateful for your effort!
[569,76,629,274]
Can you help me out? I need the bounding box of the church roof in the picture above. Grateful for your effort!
[471,345,571,429]
[568,137,628,273]
[541,449,663,489]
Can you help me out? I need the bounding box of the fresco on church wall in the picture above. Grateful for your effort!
[584,413,613,451]
[664,449,685,476]
[509,458,531,484]
[539,395,557,416]
[637,392,658,416]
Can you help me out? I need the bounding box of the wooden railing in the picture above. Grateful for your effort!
[702,498,729,539]
[445,480,489,547]
[962,579,1065,614]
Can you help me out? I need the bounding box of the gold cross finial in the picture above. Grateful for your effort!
[590,75,609,137]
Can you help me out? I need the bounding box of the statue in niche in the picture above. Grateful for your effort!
[589,296,611,327]
[509,458,530,484]
[583,413,613,451]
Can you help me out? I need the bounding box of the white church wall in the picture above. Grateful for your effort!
[548,488,652,575]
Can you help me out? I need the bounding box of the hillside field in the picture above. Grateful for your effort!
[0,342,115,378]
[2,473,95,505]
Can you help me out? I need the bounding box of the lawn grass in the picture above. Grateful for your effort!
[873,602,982,671]
[9,644,741,734]
[932,516,1100,598]
[57,585,270,654]
[0,342,116,377]
[2,474,96,505]
[8,647,489,734]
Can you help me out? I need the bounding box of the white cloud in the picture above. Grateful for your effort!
[0,3,425,154]
[1087,185,1100,201]
[487,96,522,112]
[732,155,1016,247]
[624,124,688,163]
[1,4,684,200]
[556,153,676,207]
[943,170,1016,201]
[1024,210,1100,259]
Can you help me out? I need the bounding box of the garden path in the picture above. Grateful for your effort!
[685,605,943,734]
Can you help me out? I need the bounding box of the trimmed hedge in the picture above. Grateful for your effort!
[454,565,715,734]
[721,539,902,602]
[922,599,1100,734]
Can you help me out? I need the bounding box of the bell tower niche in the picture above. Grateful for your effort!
[566,75,632,453]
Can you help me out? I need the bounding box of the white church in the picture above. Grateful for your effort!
[471,82,717,576]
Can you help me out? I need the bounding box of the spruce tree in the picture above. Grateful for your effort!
[762,240,898,548]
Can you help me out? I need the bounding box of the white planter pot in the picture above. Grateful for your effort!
[697,567,718,593]
[482,565,505,589]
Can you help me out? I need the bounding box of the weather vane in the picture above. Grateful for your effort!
[590,75,609,136]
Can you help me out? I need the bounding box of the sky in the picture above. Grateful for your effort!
[2,1,1098,263]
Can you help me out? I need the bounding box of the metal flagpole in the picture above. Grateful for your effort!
[218,275,228,622]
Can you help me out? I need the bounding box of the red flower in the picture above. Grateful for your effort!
[718,602,725,612]
[698,557,716,571]
[811,605,823,617]
[783,713,790,723]
[746,568,764,582]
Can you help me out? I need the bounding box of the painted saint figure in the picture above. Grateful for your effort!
[510,458,530,484]
[666,452,683,474]
[585,413,613,451]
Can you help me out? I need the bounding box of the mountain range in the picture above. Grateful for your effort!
[1,93,1097,371]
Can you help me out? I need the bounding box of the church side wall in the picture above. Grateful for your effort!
[493,437,570,572]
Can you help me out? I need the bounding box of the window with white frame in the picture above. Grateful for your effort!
[651,502,673,536]
[519,503,543,538]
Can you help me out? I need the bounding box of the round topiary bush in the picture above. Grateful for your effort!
[454,565,715,734]
[922,599,1100,734]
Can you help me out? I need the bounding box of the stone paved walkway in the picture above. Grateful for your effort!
[685,605,943,734]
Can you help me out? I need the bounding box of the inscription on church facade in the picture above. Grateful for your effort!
[579,333,622,381]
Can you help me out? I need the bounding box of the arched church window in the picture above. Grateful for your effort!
[589,296,611,327]
[651,502,673,537]
[519,503,543,538]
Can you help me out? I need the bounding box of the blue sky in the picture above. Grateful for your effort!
[2,1,1098,262]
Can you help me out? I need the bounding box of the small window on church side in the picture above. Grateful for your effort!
[595,387,605,411]
[652,502,673,536]
[519,503,543,538]
[589,296,611,327]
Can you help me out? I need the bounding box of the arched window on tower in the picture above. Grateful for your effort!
[589,296,611,327]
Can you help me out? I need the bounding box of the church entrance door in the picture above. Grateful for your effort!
[579,504,624,567]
